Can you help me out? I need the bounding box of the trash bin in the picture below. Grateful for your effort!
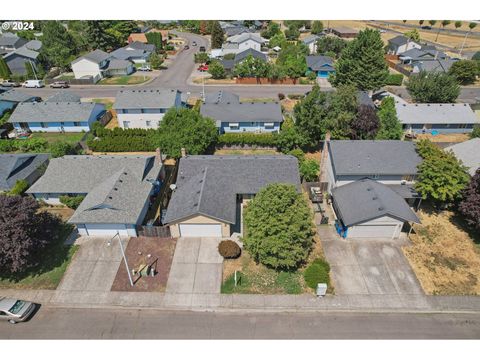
[316,283,327,297]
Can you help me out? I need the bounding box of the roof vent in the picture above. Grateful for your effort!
[114,187,118,191]
[378,207,384,211]
[108,196,113,199]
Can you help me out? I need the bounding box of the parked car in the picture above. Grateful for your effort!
[1,80,20,87]
[23,80,44,88]
[0,297,36,324]
[379,29,387,33]
[184,45,190,50]
[421,25,432,30]
[197,64,209,72]
[192,41,197,46]
[199,46,206,52]
[138,65,152,72]
[49,81,69,88]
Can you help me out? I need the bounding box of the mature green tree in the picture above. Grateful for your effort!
[350,105,379,139]
[315,36,347,58]
[415,140,470,204]
[181,20,201,34]
[243,184,314,270]
[8,180,29,196]
[149,52,163,69]
[156,108,218,158]
[146,32,163,51]
[40,21,77,69]
[325,84,359,139]
[436,20,451,42]
[276,117,309,152]
[300,159,320,181]
[277,42,308,79]
[261,22,282,39]
[458,169,480,232]
[404,28,420,42]
[454,21,463,30]
[24,61,35,79]
[448,60,479,85]
[208,60,226,79]
[210,21,224,49]
[330,29,389,91]
[293,84,330,145]
[375,97,403,140]
[0,56,11,78]
[311,21,324,35]
[85,21,117,51]
[406,71,460,103]
[268,32,287,49]
[284,26,300,40]
[233,55,271,78]
[49,141,77,158]
[110,21,138,43]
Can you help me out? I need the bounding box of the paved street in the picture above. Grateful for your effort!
[1,307,479,339]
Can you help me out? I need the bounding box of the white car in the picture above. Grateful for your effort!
[138,65,152,71]
[0,297,36,324]
[23,79,45,88]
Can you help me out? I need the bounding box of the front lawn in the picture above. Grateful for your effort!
[0,223,78,290]
[403,205,480,295]
[98,76,150,85]
[30,132,85,145]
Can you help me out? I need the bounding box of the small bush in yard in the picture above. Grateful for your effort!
[278,93,285,100]
[303,258,330,289]
[59,195,85,210]
[8,180,29,196]
[218,240,241,259]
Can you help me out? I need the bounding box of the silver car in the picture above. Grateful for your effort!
[0,297,36,324]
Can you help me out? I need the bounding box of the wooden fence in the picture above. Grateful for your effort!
[236,77,299,85]
[136,225,171,238]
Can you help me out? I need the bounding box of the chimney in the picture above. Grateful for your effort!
[181,148,187,158]
[155,148,162,164]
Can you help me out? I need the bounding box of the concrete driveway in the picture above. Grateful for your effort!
[166,238,223,295]
[318,227,423,295]
[56,236,125,292]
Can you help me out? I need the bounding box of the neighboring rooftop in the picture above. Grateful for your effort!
[107,58,133,70]
[0,89,37,103]
[445,138,480,176]
[306,55,334,71]
[113,88,181,109]
[72,49,110,65]
[45,92,82,103]
[27,155,163,225]
[204,90,240,104]
[332,179,420,227]
[395,103,479,125]
[164,155,301,224]
[328,140,422,176]
[388,35,412,46]
[412,59,457,73]
[303,34,321,44]
[226,32,266,44]
[0,153,50,191]
[9,102,103,123]
[0,33,27,49]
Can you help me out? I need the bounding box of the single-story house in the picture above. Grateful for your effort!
[8,101,106,133]
[0,32,28,52]
[0,89,39,115]
[0,153,50,192]
[45,92,82,103]
[332,179,420,239]
[411,59,457,74]
[200,94,283,133]
[303,34,321,54]
[111,41,155,64]
[395,103,479,134]
[399,48,448,65]
[224,26,251,37]
[445,138,480,176]
[105,58,135,76]
[222,33,266,55]
[329,26,358,38]
[164,155,301,237]
[114,88,183,129]
[3,46,40,76]
[71,50,111,83]
[27,154,165,237]
[306,55,334,78]
[387,35,421,55]
[221,48,267,73]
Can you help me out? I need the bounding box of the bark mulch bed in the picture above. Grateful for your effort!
[111,236,177,292]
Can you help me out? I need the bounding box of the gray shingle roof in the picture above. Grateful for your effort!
[204,90,240,104]
[226,33,266,44]
[225,26,251,37]
[234,48,267,62]
[46,92,82,103]
[110,48,149,61]
[0,89,36,103]
[395,103,478,125]
[4,46,39,60]
[332,179,420,227]
[445,138,480,176]
[8,102,104,123]
[27,155,163,225]
[328,140,422,176]
[164,155,301,224]
[126,41,155,52]
[200,101,283,126]
[113,88,181,109]
[388,35,409,46]
[107,58,132,70]
[306,55,334,71]
[0,33,27,48]
[400,48,447,61]
[24,40,42,51]
[0,153,49,191]
[71,49,110,65]
[357,91,375,108]
[412,59,456,73]
[303,34,321,44]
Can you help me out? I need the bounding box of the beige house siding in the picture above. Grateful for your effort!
[169,214,230,237]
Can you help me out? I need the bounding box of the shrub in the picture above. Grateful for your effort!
[307,71,317,81]
[287,148,305,163]
[303,258,330,289]
[218,240,241,259]
[8,180,29,196]
[59,195,85,210]
[0,138,48,153]
[300,159,320,181]
[217,133,277,147]
[194,52,209,63]
[278,93,285,100]
[50,141,77,158]
[385,73,404,86]
[288,94,304,100]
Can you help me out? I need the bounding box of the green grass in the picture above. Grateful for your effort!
[0,223,78,290]
[30,132,85,145]
[98,76,150,85]
[92,98,113,111]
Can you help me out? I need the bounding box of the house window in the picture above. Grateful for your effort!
[146,120,151,127]
[40,122,48,128]
[123,121,130,128]
[458,124,467,129]
[229,122,239,130]
[60,122,65,126]
[73,122,81,126]
[159,108,166,113]
[264,122,274,129]
[372,174,380,179]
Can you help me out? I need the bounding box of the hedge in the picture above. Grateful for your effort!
[217,133,277,147]
[0,138,48,153]
[87,126,159,152]
[385,73,404,86]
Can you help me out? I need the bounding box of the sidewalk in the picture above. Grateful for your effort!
[1,287,479,313]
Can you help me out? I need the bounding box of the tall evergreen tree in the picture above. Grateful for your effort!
[210,21,224,49]
[85,21,117,51]
[41,20,77,69]
[330,28,389,91]
[407,71,460,103]
[0,56,11,78]
[375,97,403,140]
[146,32,163,51]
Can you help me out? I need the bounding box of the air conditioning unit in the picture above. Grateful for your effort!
[401,180,407,185]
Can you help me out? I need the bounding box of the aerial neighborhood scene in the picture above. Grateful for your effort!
[1,10,480,346]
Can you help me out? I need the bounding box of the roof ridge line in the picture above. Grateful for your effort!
[196,166,209,213]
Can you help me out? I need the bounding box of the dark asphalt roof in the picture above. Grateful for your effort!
[9,102,104,123]
[328,140,422,176]
[45,92,82,103]
[306,55,334,71]
[0,153,49,191]
[0,89,36,103]
[200,101,283,126]
[332,179,420,227]
[204,90,240,104]
[113,88,181,109]
[164,155,301,224]
[71,49,110,65]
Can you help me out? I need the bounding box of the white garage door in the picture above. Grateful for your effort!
[83,224,130,237]
[348,225,398,239]
[179,224,222,237]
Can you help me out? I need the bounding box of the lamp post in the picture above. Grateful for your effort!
[108,232,134,287]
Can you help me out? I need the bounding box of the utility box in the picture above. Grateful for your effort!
[316,283,327,297]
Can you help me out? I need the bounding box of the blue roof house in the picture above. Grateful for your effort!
[8,101,106,133]
[306,55,335,78]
